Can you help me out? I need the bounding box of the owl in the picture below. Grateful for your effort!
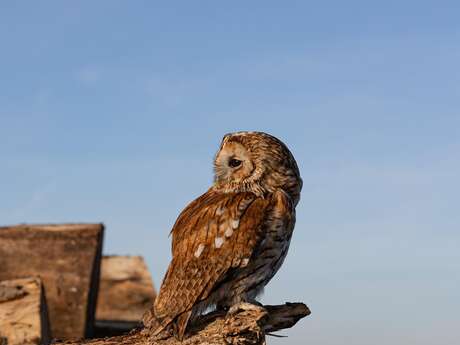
[150,131,302,340]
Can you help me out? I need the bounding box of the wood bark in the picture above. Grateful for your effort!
[94,256,156,337]
[0,223,104,340]
[0,277,51,345]
[55,302,310,345]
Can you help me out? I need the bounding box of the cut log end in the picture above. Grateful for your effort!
[0,278,51,345]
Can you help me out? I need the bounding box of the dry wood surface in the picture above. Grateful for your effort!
[0,277,51,345]
[54,302,310,345]
[0,223,104,340]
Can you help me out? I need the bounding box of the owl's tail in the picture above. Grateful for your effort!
[142,307,192,341]
[172,310,193,341]
[142,307,161,331]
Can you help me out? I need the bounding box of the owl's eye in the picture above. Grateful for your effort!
[228,158,242,168]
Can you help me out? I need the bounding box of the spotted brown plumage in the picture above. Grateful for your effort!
[151,131,302,340]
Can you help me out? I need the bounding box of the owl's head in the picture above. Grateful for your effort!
[213,131,302,205]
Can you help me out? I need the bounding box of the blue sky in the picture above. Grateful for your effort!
[1,2,459,344]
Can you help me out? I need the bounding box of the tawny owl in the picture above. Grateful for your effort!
[149,131,302,340]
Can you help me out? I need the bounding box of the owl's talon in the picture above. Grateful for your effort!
[215,304,230,313]
[227,302,265,316]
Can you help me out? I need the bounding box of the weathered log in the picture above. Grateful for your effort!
[0,277,51,345]
[0,223,104,340]
[94,256,156,337]
[53,302,310,345]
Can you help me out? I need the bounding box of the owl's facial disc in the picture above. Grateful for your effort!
[214,141,254,184]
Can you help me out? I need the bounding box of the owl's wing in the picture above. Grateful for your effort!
[153,190,271,339]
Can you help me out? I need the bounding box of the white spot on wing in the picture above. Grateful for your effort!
[194,244,205,258]
[216,206,224,216]
[225,227,233,237]
[231,219,239,229]
[242,258,250,267]
[215,236,224,248]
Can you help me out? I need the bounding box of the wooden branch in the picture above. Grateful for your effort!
[53,302,310,345]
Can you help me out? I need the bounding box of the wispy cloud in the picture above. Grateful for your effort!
[74,65,102,85]
[9,181,57,222]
